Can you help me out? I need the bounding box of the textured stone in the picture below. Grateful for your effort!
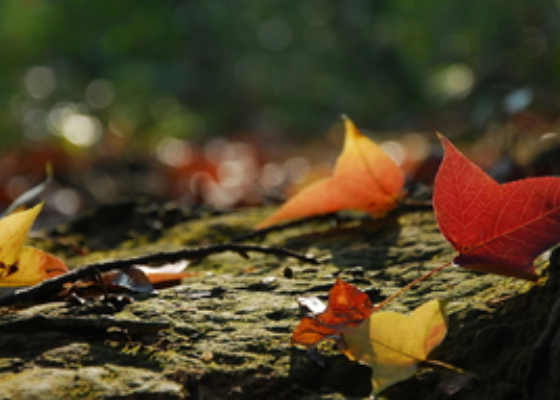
[0,366,184,400]
[0,202,556,399]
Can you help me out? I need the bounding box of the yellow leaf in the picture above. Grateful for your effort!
[0,246,68,287]
[341,300,447,395]
[0,203,43,276]
[256,117,404,229]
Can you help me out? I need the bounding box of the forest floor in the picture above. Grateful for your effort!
[0,200,557,400]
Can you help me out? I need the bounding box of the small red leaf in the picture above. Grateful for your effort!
[291,279,372,346]
[434,134,560,281]
[317,278,373,327]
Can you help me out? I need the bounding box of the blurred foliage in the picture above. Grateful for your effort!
[0,0,559,148]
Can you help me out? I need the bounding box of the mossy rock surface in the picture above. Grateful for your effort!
[0,201,558,399]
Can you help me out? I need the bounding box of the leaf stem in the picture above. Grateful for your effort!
[372,261,453,312]
[423,359,468,375]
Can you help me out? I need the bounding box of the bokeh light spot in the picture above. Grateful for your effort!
[23,108,48,141]
[260,162,285,188]
[401,133,431,162]
[430,63,475,100]
[86,79,116,109]
[155,137,193,167]
[380,141,405,166]
[283,157,310,184]
[502,87,533,114]
[52,188,81,216]
[61,114,102,147]
[24,66,56,99]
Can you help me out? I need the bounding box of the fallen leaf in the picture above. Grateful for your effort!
[0,246,68,286]
[317,278,373,327]
[0,203,69,287]
[257,117,405,228]
[341,299,447,395]
[104,266,156,294]
[434,134,560,281]
[99,261,195,294]
[291,316,339,347]
[0,204,44,276]
[291,279,373,346]
[135,260,196,285]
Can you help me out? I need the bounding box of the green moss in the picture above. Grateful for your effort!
[3,204,559,399]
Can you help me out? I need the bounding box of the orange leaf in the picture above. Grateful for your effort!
[291,279,373,347]
[317,278,373,327]
[291,316,339,346]
[341,300,447,395]
[257,117,405,228]
[135,260,196,285]
[0,246,68,286]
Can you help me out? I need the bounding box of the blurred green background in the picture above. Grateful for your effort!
[1,0,558,147]
[1,0,559,217]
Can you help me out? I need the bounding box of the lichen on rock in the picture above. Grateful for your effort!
[0,202,558,399]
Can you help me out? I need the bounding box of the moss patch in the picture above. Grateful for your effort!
[2,202,558,399]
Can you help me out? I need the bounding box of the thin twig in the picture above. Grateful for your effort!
[371,261,452,312]
[0,243,319,307]
[423,359,468,375]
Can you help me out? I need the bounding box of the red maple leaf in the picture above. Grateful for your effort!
[434,134,560,281]
[292,279,373,346]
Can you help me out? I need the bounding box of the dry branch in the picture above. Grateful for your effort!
[0,243,319,307]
